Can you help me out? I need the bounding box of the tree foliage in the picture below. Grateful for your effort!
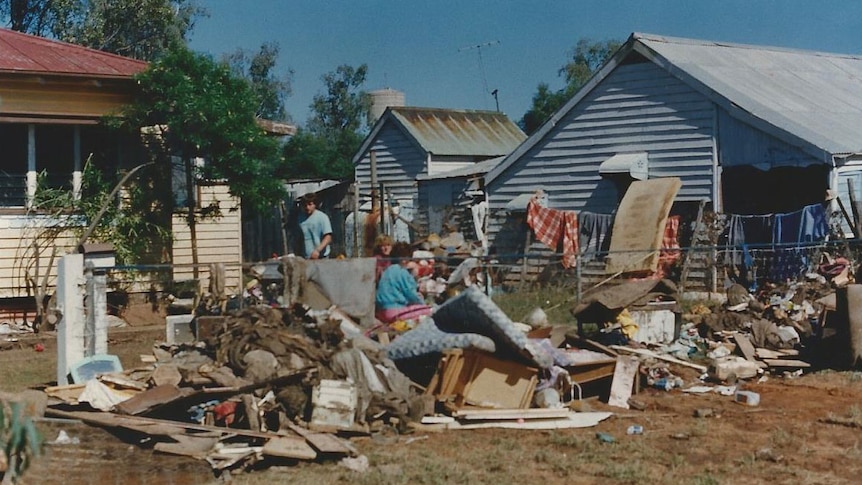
[282,64,371,180]
[0,0,56,34]
[116,46,285,213]
[225,42,293,122]
[0,0,205,61]
[520,38,621,135]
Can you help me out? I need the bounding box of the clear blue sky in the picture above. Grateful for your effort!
[189,0,862,127]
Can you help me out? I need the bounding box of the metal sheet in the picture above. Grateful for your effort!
[0,28,146,77]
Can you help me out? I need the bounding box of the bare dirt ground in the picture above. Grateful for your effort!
[4,313,862,484]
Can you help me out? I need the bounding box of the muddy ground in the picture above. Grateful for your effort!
[5,320,862,484]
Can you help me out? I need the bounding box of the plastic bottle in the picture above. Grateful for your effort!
[626,425,644,435]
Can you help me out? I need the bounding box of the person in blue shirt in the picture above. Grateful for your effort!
[298,192,332,259]
[375,242,432,323]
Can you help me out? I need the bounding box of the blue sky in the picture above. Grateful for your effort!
[189,0,862,127]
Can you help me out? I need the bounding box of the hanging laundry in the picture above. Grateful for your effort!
[526,197,579,268]
[578,211,614,261]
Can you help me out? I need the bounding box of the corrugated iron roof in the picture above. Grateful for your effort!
[0,28,147,78]
[487,32,862,185]
[635,33,862,156]
[389,107,526,156]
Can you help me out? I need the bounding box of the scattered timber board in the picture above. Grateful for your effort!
[154,434,219,458]
[755,348,801,359]
[566,361,617,385]
[762,359,811,368]
[446,411,613,430]
[609,345,708,373]
[733,333,758,361]
[262,436,318,460]
[452,408,571,421]
[608,355,640,409]
[46,408,288,440]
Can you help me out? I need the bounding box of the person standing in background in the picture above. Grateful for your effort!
[299,192,332,259]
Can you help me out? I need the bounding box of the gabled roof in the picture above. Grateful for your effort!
[0,28,147,78]
[353,106,526,164]
[487,32,862,184]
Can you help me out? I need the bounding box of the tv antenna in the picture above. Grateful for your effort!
[459,40,500,103]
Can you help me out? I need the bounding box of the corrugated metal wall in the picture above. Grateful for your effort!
[487,60,717,250]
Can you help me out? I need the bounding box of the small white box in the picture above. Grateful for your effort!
[165,314,194,344]
[631,309,678,344]
[311,379,357,429]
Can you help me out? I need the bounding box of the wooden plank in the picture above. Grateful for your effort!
[762,359,811,368]
[262,436,317,460]
[445,411,613,430]
[609,345,708,372]
[114,384,192,416]
[45,409,290,440]
[154,434,219,458]
[304,432,352,455]
[452,408,571,421]
[733,333,758,361]
[608,355,640,409]
[567,361,617,385]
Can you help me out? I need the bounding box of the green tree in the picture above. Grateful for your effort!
[520,38,621,135]
[0,0,56,34]
[225,42,293,122]
[0,0,205,61]
[282,64,371,180]
[115,46,285,272]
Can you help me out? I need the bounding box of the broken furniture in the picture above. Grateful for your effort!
[426,349,538,411]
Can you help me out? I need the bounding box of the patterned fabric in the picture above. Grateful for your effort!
[657,215,682,277]
[526,198,580,268]
[630,215,682,281]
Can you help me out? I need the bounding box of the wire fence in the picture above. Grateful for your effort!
[91,237,862,321]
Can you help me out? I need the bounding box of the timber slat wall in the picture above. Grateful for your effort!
[171,184,243,294]
[0,219,77,298]
[355,123,425,213]
[487,60,716,248]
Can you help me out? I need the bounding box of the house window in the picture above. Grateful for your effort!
[0,124,28,207]
[36,125,76,193]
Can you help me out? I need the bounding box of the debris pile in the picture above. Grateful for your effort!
[33,251,862,479]
[43,303,418,477]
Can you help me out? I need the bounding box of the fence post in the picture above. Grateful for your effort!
[576,253,582,306]
[56,253,85,385]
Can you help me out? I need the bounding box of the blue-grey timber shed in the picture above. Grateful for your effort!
[485,32,862,255]
[353,106,525,236]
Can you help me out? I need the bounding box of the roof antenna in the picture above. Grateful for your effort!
[459,40,500,107]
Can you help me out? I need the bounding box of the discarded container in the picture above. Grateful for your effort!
[734,390,760,406]
[709,356,759,381]
[652,377,682,391]
[311,379,357,428]
[626,425,643,435]
[534,388,563,408]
